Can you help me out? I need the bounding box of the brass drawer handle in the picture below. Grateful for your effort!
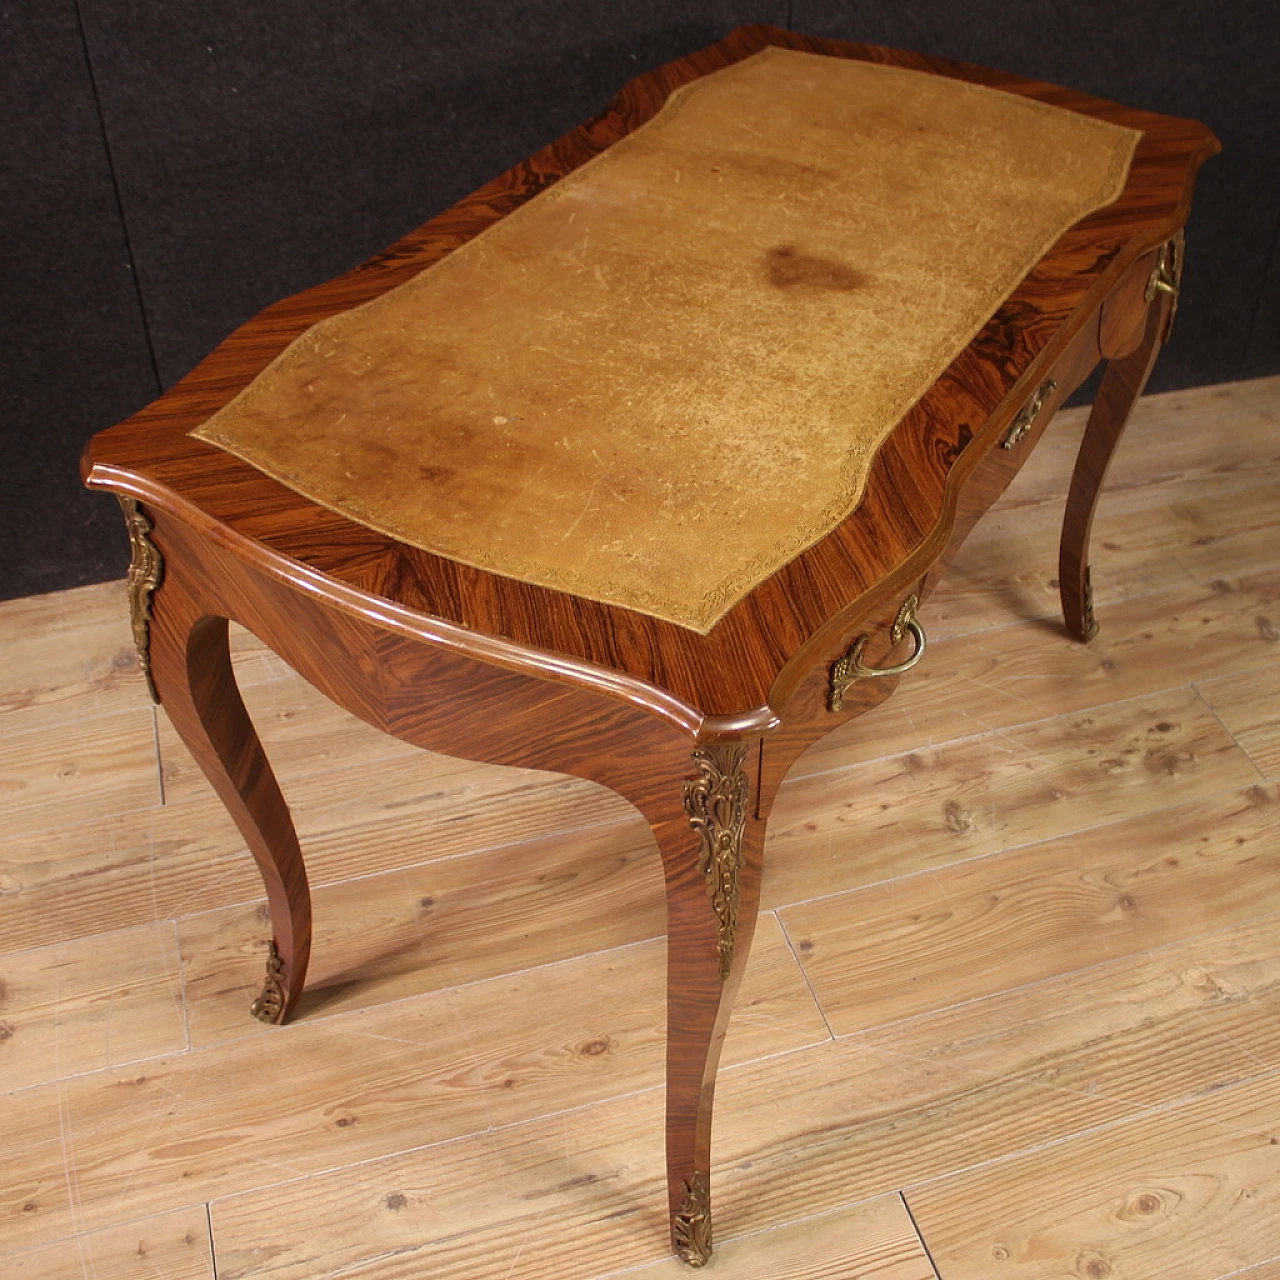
[829,594,927,711]
[1145,233,1184,339]
[1001,378,1057,450]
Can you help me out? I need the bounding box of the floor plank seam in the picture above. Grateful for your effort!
[5,654,1260,850]
[586,1193,920,1280]
[156,730,423,808]
[774,910,838,1042]
[764,776,1269,917]
[899,1065,1280,1200]
[181,931,683,1052]
[899,1188,945,1280]
[0,1203,215,1268]
[1190,680,1276,784]
[781,676,1242,786]
[0,1050,197,1103]
[196,1037,864,1216]
[872,1034,1280,1130]
[4,375,1276,1277]
[151,700,167,807]
[1218,1255,1280,1280]
[163,812,650,920]
[819,904,1280,1049]
[198,1080,672,1214]
[8,898,1273,1106]
[205,1200,219,1280]
[172,915,196,1056]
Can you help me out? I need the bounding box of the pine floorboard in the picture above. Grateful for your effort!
[2,1207,215,1280]
[1,375,1277,1278]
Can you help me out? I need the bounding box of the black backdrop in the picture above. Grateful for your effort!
[4,1,1276,601]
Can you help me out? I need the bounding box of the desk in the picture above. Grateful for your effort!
[82,26,1217,1267]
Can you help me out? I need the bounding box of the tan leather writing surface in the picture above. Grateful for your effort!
[193,47,1139,632]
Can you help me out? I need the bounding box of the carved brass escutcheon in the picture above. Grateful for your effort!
[829,594,927,711]
[118,496,164,702]
[682,744,749,983]
[1001,378,1058,450]
[673,1170,713,1267]
[250,940,287,1024]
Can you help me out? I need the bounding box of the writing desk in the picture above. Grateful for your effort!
[82,26,1217,1266]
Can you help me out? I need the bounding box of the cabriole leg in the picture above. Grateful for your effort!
[1060,270,1177,641]
[642,741,766,1267]
[125,502,312,1024]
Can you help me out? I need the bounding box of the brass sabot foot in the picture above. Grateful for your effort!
[673,1171,712,1267]
[249,940,287,1024]
[1081,566,1100,642]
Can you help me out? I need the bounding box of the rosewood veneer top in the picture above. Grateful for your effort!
[83,25,1219,725]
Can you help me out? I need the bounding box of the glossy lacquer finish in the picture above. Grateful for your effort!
[82,25,1218,1266]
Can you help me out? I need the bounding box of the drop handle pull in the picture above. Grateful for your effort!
[1001,379,1057,450]
[829,594,927,711]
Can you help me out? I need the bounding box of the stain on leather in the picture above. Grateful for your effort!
[765,245,865,293]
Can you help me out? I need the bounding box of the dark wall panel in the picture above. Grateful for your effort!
[1244,228,1280,377]
[790,0,1280,390]
[79,1,786,388]
[0,1,159,600]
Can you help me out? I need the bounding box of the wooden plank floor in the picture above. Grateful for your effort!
[1,375,1277,1279]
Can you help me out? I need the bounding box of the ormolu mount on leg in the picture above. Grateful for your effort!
[682,744,749,982]
[118,496,164,702]
[673,1170,713,1267]
[250,940,288,1024]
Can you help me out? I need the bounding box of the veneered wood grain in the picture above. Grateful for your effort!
[2,372,1271,1273]
[3,565,1270,956]
[67,26,1225,1264]
[148,593,313,1022]
[1062,288,1173,639]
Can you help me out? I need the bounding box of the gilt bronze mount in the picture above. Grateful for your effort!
[829,594,927,711]
[117,496,164,702]
[682,744,750,982]
[673,1170,713,1267]
[1001,379,1058,450]
[1146,232,1185,340]
[249,940,288,1024]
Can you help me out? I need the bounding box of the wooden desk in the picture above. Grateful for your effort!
[82,26,1217,1267]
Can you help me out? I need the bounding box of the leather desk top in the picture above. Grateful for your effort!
[192,47,1138,633]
